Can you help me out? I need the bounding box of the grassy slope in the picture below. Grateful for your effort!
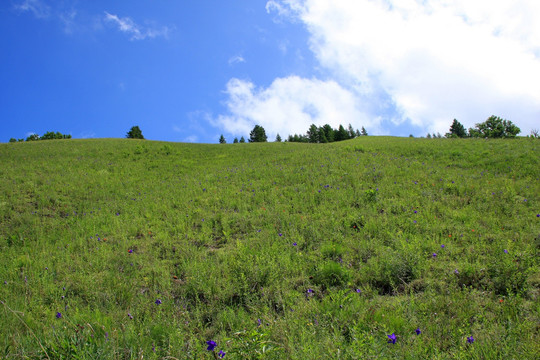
[0,137,538,359]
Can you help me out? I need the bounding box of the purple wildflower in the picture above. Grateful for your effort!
[206,340,217,351]
[307,288,313,294]
[128,313,133,319]
[454,269,459,274]
[292,242,297,246]
[441,244,445,248]
[415,328,421,335]
[432,253,437,258]
[155,299,162,305]
[56,312,62,319]
[356,289,361,293]
[218,350,226,358]
[467,336,474,344]
[387,333,396,344]
[504,249,508,254]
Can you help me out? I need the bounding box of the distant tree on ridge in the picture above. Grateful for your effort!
[126,126,144,139]
[249,125,267,142]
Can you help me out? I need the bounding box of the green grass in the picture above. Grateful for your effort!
[0,137,538,359]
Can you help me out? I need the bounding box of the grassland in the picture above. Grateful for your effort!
[0,137,538,359]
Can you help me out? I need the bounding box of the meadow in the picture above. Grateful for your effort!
[0,137,538,359]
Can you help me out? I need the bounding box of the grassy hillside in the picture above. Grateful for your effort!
[0,137,538,359]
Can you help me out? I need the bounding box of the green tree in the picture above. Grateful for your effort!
[275,133,282,142]
[471,116,520,138]
[233,137,239,143]
[26,133,39,141]
[445,119,467,138]
[41,131,66,140]
[9,138,16,143]
[361,126,368,136]
[126,126,144,139]
[307,124,319,143]
[239,136,246,143]
[347,124,356,139]
[219,134,226,144]
[334,125,349,141]
[249,125,267,142]
[322,124,334,142]
[317,127,328,143]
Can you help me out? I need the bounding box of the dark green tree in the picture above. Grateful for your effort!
[40,131,68,140]
[334,125,349,141]
[307,124,319,143]
[347,124,356,139]
[126,126,144,139]
[322,124,335,142]
[239,136,246,143]
[233,137,239,143]
[361,126,368,136]
[275,133,282,142]
[445,119,467,138]
[249,125,267,142]
[219,134,226,144]
[470,116,520,138]
[317,127,328,143]
[9,138,16,143]
[26,133,40,141]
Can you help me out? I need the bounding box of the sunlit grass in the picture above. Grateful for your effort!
[0,137,538,359]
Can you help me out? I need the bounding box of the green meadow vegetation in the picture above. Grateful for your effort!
[0,137,538,359]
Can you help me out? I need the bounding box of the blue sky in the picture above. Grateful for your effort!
[1,0,539,143]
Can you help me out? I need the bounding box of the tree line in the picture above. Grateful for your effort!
[219,123,368,144]
[433,116,523,139]
[9,131,72,142]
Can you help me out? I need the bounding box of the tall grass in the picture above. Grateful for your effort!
[0,137,538,359]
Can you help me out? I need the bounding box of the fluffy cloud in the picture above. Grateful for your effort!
[247,0,540,136]
[104,12,170,41]
[216,76,375,138]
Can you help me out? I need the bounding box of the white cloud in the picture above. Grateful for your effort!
[215,76,376,138]
[263,0,540,135]
[14,0,51,19]
[228,55,246,65]
[104,12,170,41]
